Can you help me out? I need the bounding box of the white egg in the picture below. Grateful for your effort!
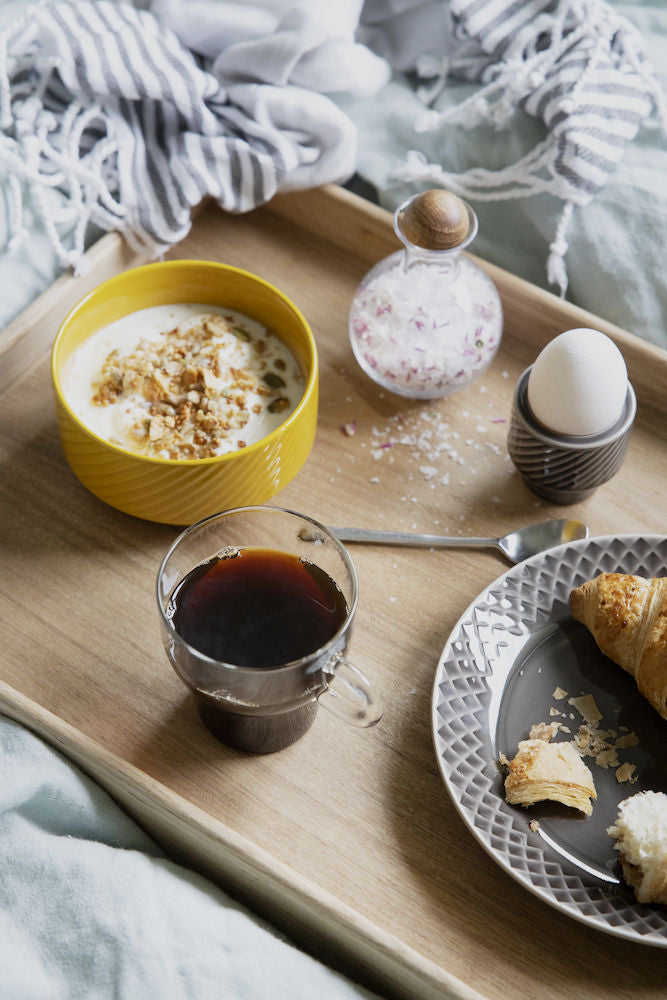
[527,328,628,437]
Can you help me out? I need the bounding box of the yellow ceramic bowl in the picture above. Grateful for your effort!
[51,260,318,525]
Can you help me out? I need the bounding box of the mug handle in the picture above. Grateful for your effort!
[317,656,382,728]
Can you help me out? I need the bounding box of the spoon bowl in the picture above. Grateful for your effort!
[330,519,589,564]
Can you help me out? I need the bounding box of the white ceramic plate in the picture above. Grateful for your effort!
[431,535,667,946]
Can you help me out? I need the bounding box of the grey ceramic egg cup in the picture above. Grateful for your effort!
[507,367,636,505]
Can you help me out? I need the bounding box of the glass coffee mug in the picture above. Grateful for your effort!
[156,506,382,753]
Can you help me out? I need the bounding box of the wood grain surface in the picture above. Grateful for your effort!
[1,185,666,1000]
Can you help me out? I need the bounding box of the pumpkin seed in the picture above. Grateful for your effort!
[263,371,286,389]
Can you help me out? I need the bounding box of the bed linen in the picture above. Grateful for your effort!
[0,713,378,999]
[335,1,667,349]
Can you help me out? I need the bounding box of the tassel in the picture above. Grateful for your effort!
[546,201,574,297]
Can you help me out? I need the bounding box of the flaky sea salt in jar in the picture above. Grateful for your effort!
[349,189,503,399]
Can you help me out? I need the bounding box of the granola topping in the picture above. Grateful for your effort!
[64,304,304,460]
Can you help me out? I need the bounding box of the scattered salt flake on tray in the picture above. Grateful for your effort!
[552,686,568,700]
[568,694,603,726]
[615,762,638,784]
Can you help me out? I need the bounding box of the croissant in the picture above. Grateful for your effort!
[504,738,597,815]
[569,572,667,720]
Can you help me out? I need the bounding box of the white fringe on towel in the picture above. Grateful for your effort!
[0,1,357,272]
[394,0,666,296]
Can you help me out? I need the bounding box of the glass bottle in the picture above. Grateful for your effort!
[349,189,503,399]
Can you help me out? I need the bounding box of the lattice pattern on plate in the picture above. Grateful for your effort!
[432,535,667,946]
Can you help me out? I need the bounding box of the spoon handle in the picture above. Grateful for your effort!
[330,527,498,550]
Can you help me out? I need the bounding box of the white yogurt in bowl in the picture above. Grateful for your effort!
[62,303,304,461]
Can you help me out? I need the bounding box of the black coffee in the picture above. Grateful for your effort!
[170,546,348,667]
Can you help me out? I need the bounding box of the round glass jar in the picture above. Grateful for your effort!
[349,191,503,399]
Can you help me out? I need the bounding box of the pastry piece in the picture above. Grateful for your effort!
[504,739,597,816]
[570,572,667,720]
[607,791,667,904]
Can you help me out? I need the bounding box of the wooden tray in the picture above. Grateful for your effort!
[2,185,666,1000]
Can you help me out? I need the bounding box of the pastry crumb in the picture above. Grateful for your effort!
[614,731,640,749]
[575,724,611,757]
[568,694,603,726]
[529,819,540,832]
[593,748,620,770]
[552,686,568,700]
[615,762,638,784]
[528,721,560,742]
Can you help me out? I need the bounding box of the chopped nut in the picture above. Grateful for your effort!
[268,396,290,413]
[149,415,166,441]
[88,311,302,460]
[142,370,171,401]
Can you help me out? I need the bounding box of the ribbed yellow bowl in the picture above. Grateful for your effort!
[51,260,318,525]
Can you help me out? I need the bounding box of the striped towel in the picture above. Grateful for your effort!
[394,0,665,294]
[0,1,357,272]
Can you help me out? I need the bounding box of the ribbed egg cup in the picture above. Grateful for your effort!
[507,367,636,505]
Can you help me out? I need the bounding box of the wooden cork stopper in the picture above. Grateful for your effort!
[399,189,470,250]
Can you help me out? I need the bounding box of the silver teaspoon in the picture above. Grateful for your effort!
[330,519,589,564]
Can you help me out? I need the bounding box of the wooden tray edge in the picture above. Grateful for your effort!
[3,184,666,412]
[0,680,485,1000]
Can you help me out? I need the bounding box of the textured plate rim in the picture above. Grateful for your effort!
[431,533,667,947]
